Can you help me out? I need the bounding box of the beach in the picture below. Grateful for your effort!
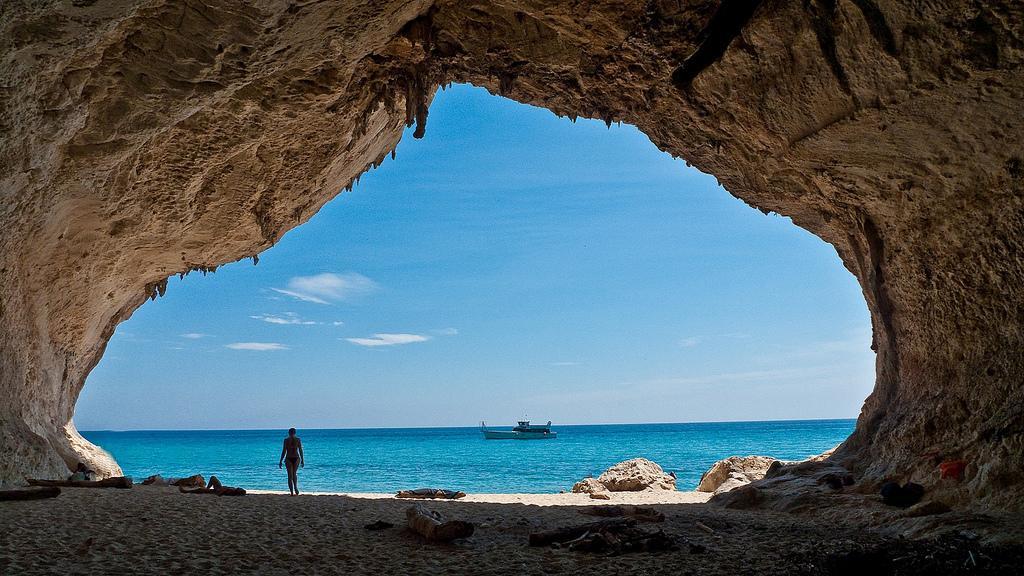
[0,486,853,575]
[5,485,1021,575]
[248,489,713,505]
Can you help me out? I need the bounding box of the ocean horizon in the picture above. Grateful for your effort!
[82,418,855,493]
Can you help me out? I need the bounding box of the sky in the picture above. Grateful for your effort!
[75,84,876,431]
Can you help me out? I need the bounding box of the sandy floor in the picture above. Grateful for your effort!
[2,486,1022,575]
[248,489,713,505]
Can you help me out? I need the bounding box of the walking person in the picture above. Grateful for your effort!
[278,427,305,495]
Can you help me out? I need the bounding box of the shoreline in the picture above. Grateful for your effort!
[246,489,713,505]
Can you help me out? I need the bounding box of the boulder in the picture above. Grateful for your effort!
[697,456,777,494]
[571,477,607,494]
[596,458,676,492]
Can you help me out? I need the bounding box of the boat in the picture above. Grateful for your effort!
[480,420,557,440]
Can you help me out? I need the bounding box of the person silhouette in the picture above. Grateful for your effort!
[278,427,305,495]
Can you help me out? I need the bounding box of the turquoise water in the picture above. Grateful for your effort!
[81,419,854,493]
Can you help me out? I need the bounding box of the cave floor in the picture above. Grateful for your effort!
[1,486,1022,575]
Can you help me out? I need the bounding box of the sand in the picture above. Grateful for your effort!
[4,485,1022,575]
[249,489,714,505]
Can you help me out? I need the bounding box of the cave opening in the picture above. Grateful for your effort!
[73,84,874,493]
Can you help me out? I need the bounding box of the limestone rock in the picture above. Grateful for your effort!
[697,456,777,494]
[571,477,607,494]
[597,459,676,492]
[589,492,611,500]
[710,485,762,510]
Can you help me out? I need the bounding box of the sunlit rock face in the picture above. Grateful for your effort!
[1,0,1021,509]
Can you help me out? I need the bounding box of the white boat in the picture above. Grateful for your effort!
[480,420,557,440]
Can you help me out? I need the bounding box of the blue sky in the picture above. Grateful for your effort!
[75,84,875,431]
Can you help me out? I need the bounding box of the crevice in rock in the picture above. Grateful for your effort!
[848,0,898,57]
[805,0,853,97]
[670,0,764,90]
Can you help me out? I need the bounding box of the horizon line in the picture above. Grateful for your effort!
[79,415,858,434]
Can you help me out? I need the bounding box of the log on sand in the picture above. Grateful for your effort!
[27,477,133,489]
[528,518,634,547]
[529,518,677,554]
[405,505,475,543]
[0,486,61,501]
[578,505,665,522]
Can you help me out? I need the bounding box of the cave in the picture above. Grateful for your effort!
[1,0,1022,523]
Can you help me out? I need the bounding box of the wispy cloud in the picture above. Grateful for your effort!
[251,312,317,325]
[432,328,459,336]
[332,321,345,326]
[272,273,377,305]
[345,333,430,347]
[549,361,580,366]
[225,342,289,351]
[180,333,208,339]
[679,337,701,348]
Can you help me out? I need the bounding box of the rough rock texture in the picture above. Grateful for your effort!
[697,455,777,494]
[571,477,607,494]
[597,458,676,492]
[0,0,1022,512]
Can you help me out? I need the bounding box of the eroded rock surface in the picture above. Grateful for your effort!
[571,477,607,494]
[697,455,777,494]
[596,458,677,492]
[1,0,1022,514]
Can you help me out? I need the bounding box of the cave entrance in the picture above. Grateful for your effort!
[74,85,874,492]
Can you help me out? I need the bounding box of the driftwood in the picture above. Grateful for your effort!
[578,505,665,522]
[28,477,133,489]
[405,505,475,543]
[0,485,61,501]
[529,518,634,547]
[396,488,466,500]
[529,518,677,554]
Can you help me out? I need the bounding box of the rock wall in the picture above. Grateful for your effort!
[1,0,1021,509]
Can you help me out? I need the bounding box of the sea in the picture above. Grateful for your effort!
[81,419,855,493]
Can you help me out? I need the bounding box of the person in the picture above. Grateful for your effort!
[179,475,246,496]
[278,427,304,495]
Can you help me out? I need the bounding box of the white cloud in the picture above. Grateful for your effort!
[251,312,317,325]
[332,321,346,326]
[550,361,580,366]
[180,333,207,339]
[345,333,430,347]
[679,337,701,348]
[432,328,458,336]
[272,273,377,304]
[225,342,289,351]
